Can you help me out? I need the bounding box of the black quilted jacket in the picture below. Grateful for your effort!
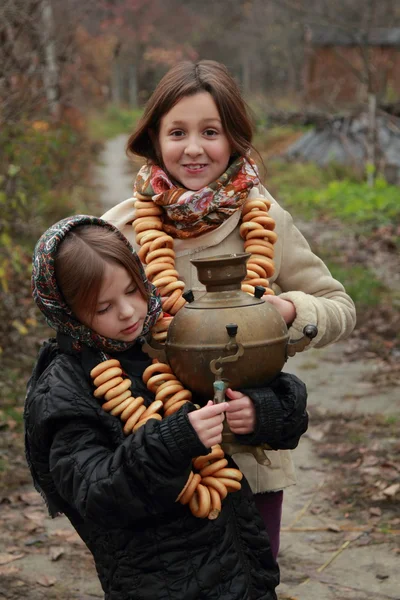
[24,337,307,600]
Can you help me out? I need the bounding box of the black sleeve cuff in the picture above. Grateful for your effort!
[159,403,209,466]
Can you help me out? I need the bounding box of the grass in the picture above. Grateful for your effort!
[88,105,143,141]
[265,159,400,232]
[325,263,389,309]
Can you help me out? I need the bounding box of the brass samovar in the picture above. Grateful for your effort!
[143,253,317,464]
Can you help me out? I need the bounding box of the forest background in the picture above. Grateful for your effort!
[0,3,399,595]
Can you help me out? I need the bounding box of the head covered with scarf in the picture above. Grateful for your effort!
[32,215,162,353]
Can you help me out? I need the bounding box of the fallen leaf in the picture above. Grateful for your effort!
[383,483,400,497]
[327,523,341,532]
[49,546,65,561]
[0,553,25,566]
[0,565,20,576]
[36,575,57,587]
[19,491,42,506]
[369,506,382,517]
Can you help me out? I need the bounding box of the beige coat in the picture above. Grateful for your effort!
[102,185,356,493]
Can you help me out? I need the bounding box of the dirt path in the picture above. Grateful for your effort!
[1,136,398,599]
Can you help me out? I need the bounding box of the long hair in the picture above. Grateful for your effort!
[127,60,256,165]
[55,226,149,320]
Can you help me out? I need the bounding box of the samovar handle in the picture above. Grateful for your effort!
[286,324,318,357]
[139,335,168,364]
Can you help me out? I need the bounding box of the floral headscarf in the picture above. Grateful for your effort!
[32,215,162,353]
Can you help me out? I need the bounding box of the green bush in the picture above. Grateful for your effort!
[267,161,399,230]
[0,120,94,359]
[88,105,143,141]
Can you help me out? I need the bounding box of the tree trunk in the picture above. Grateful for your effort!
[40,0,60,120]
[367,92,377,187]
[128,64,138,109]
[111,59,123,106]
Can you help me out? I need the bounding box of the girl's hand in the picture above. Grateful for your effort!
[188,401,228,448]
[264,295,296,325]
[225,389,256,434]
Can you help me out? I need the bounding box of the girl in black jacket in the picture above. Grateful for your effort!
[25,215,308,600]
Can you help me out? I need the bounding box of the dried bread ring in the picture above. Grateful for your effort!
[120,396,145,421]
[200,476,228,500]
[146,372,176,393]
[215,477,241,492]
[93,367,123,387]
[207,486,222,520]
[175,471,194,502]
[94,376,123,398]
[141,400,163,419]
[192,446,224,471]
[135,199,155,209]
[142,362,172,384]
[133,413,162,431]
[146,248,176,263]
[242,199,270,213]
[241,284,255,295]
[135,206,163,217]
[159,280,185,296]
[164,399,188,416]
[90,359,121,379]
[162,289,182,313]
[245,278,269,288]
[136,229,165,246]
[155,382,184,404]
[246,229,278,243]
[200,458,228,478]
[212,468,243,481]
[135,192,150,200]
[133,219,163,234]
[102,391,136,414]
[189,484,211,519]
[104,378,132,401]
[150,234,174,250]
[179,473,201,505]
[146,264,175,282]
[110,391,136,416]
[163,389,192,411]
[123,404,147,434]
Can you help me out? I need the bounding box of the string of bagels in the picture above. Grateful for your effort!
[91,191,277,520]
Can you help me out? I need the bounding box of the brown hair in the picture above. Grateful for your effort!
[127,60,257,165]
[55,226,149,321]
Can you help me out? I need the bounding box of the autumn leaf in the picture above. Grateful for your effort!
[37,574,57,587]
[0,553,25,566]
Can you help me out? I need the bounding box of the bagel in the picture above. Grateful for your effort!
[189,484,211,519]
[123,405,147,434]
[179,473,201,505]
[200,458,228,478]
[93,376,123,398]
[93,367,123,388]
[104,378,132,401]
[90,359,121,379]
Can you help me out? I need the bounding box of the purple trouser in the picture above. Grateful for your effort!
[253,491,284,561]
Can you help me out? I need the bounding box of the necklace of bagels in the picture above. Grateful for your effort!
[90,191,277,520]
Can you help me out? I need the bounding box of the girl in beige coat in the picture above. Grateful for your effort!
[102,60,356,560]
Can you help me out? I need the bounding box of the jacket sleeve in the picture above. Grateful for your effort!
[234,372,308,450]
[259,186,356,348]
[30,378,207,528]
[101,198,138,249]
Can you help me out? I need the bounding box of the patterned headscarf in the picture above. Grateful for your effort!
[32,215,162,353]
[134,156,260,239]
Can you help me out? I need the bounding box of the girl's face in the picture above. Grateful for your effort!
[158,92,231,190]
[75,262,148,342]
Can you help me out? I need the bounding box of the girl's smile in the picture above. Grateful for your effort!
[158,92,231,190]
